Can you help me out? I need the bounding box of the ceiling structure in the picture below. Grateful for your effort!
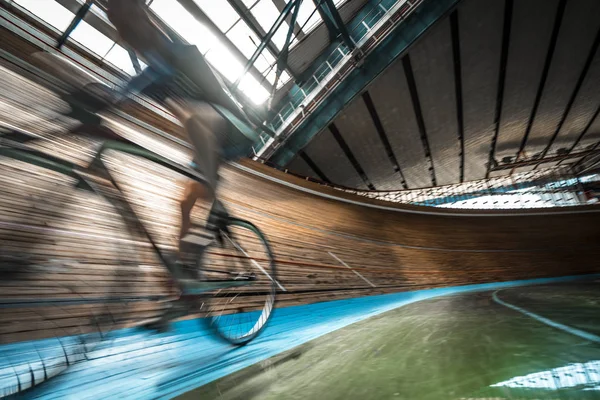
[5,0,600,193]
[4,0,369,105]
[284,0,600,190]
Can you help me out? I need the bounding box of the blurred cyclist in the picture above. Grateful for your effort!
[101,0,259,279]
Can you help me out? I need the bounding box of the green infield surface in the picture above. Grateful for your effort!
[178,281,600,400]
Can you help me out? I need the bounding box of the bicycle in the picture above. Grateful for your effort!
[0,122,279,346]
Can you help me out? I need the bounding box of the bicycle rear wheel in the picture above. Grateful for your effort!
[199,217,277,345]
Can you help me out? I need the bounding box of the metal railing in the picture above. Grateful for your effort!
[255,157,599,209]
[341,168,600,209]
[253,0,423,156]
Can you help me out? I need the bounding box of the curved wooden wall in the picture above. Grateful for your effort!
[1,22,600,345]
[2,150,600,344]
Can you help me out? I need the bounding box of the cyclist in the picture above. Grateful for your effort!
[94,0,261,281]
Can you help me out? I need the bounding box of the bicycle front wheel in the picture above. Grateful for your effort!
[199,217,278,345]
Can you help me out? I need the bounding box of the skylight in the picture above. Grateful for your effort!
[89,3,111,24]
[241,0,259,8]
[296,0,322,33]
[265,68,292,88]
[70,21,114,57]
[204,44,244,83]
[10,0,310,105]
[254,50,277,76]
[238,74,270,104]
[225,20,261,59]
[12,0,73,31]
[193,0,239,33]
[104,44,139,76]
[150,0,218,54]
[250,0,294,50]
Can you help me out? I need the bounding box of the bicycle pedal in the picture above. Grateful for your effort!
[181,231,214,247]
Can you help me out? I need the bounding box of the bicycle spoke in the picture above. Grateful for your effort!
[198,218,276,344]
[222,231,284,292]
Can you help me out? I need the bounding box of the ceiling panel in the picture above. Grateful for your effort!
[368,59,431,189]
[287,0,368,75]
[287,23,330,74]
[334,99,403,190]
[11,0,73,31]
[287,155,319,180]
[250,0,293,50]
[459,0,503,182]
[549,52,600,155]
[514,165,536,175]
[278,0,600,190]
[494,0,559,163]
[488,169,507,179]
[574,111,600,152]
[409,18,460,186]
[194,0,240,32]
[303,129,369,189]
[523,0,600,158]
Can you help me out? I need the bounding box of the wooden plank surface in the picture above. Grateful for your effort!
[1,26,600,345]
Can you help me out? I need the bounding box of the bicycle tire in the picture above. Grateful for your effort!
[198,217,277,345]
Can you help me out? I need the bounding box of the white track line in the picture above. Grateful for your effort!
[492,290,600,343]
[328,252,376,288]
[223,232,286,292]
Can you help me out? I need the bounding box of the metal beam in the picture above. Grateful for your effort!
[55,0,119,42]
[414,179,579,206]
[317,0,356,50]
[535,24,600,166]
[450,9,464,183]
[226,0,290,72]
[362,91,407,189]
[577,166,600,177]
[329,122,375,189]
[566,102,600,155]
[168,0,275,92]
[485,0,512,179]
[127,48,142,74]
[491,149,600,171]
[515,0,566,162]
[272,0,306,41]
[233,0,300,88]
[312,0,338,41]
[57,0,92,49]
[320,0,356,50]
[575,153,600,176]
[273,0,301,87]
[269,0,459,167]
[268,0,302,109]
[403,54,436,187]
[299,150,330,182]
[72,0,272,91]
[570,134,600,172]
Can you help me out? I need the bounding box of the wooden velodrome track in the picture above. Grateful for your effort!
[1,17,600,346]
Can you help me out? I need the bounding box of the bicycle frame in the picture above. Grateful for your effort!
[0,127,255,295]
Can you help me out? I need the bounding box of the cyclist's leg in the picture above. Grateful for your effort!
[179,181,207,246]
[163,98,226,255]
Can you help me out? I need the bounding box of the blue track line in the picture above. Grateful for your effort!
[2,274,598,400]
